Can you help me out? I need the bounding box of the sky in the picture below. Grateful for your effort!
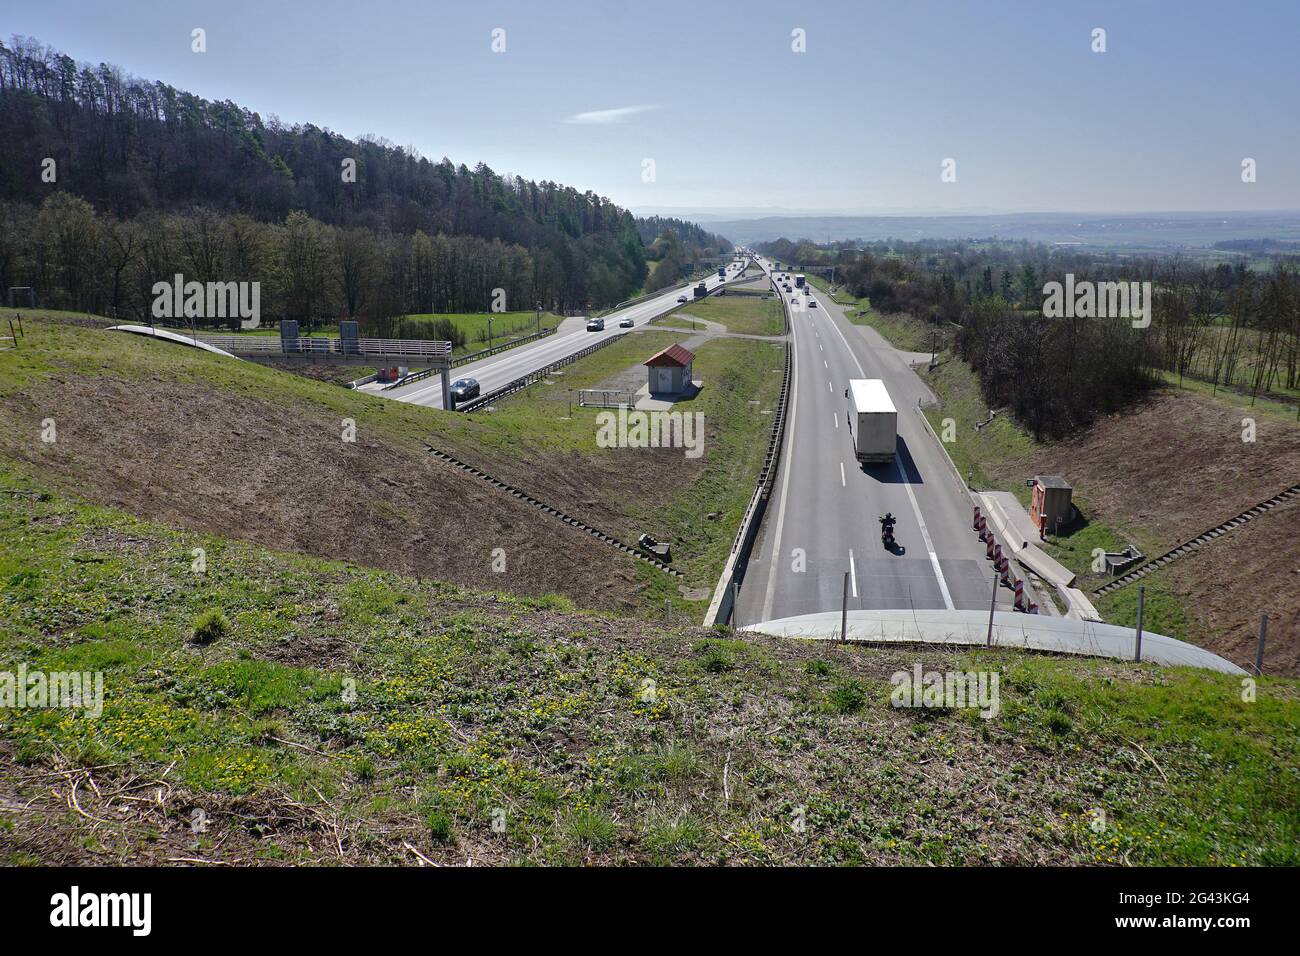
[6,0,1300,216]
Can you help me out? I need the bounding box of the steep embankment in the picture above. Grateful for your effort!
[0,313,656,610]
[990,389,1300,676]
[1,472,1296,865]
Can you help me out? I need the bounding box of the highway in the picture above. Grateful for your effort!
[734,257,1014,625]
[381,268,742,409]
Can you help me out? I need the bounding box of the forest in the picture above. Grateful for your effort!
[0,36,725,327]
[758,237,1300,439]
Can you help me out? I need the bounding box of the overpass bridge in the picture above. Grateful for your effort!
[110,320,456,404]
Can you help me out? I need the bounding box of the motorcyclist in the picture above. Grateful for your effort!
[879,512,896,530]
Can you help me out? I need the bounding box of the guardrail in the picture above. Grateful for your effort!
[456,333,629,413]
[704,284,794,626]
[196,334,452,362]
[379,326,558,391]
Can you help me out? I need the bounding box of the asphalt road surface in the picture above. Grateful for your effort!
[735,258,1013,626]
[382,269,741,409]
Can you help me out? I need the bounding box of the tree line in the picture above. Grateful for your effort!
[758,237,1300,438]
[0,35,666,321]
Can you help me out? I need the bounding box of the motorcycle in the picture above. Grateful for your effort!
[879,514,896,550]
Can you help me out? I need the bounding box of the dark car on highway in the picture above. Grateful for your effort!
[449,377,480,402]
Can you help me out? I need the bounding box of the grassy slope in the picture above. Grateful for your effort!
[1,474,1296,866]
[0,312,780,622]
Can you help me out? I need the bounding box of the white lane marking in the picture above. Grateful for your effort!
[901,469,955,610]
[840,461,846,487]
[827,380,832,391]
[823,359,828,369]
[820,291,955,609]
[848,549,858,597]
[833,411,839,429]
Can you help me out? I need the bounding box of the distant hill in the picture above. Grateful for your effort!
[707,211,1300,250]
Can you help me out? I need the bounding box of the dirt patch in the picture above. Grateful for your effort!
[1157,498,1300,675]
[994,390,1300,544]
[994,388,1300,674]
[0,375,653,611]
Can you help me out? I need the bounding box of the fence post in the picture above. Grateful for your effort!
[1255,614,1267,675]
[666,599,672,625]
[1133,586,1145,662]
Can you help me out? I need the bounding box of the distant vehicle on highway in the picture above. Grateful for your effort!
[809,300,818,308]
[847,378,897,464]
[449,377,480,402]
[586,318,605,331]
[618,316,634,328]
[795,274,806,288]
[676,294,688,303]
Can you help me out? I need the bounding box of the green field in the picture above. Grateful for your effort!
[667,295,785,337]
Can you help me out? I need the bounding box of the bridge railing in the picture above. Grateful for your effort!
[192,334,451,362]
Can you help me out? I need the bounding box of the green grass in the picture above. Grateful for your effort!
[1156,369,1299,424]
[671,295,785,336]
[404,311,563,355]
[0,471,1296,865]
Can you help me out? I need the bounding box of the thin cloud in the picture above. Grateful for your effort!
[564,104,659,125]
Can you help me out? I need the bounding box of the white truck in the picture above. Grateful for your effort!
[847,378,897,464]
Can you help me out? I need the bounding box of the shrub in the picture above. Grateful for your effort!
[191,609,229,645]
[427,810,454,844]
[827,679,866,714]
[566,809,616,850]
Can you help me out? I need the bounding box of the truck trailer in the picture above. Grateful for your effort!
[694,281,708,299]
[847,378,897,464]
[795,274,806,288]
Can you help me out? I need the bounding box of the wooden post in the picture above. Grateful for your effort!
[1255,614,1268,675]
[666,599,672,625]
[1134,586,1145,662]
